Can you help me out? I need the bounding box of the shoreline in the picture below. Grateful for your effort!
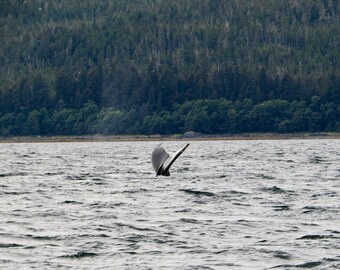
[0,132,339,143]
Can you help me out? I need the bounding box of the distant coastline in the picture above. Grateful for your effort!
[0,132,339,143]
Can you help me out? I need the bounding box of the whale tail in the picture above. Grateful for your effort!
[152,143,189,176]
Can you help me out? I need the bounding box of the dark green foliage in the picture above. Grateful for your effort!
[55,68,76,108]
[0,0,339,136]
[24,110,40,135]
[38,108,53,135]
[0,97,339,136]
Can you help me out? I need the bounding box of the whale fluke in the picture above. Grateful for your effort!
[151,143,189,176]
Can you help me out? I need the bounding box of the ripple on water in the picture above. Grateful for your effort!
[301,206,327,213]
[60,251,98,259]
[0,243,23,248]
[272,261,325,268]
[260,186,291,194]
[0,140,338,269]
[297,234,339,240]
[179,188,216,197]
[61,200,83,205]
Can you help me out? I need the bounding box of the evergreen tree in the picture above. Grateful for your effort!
[24,110,40,135]
[85,64,103,105]
[55,68,76,108]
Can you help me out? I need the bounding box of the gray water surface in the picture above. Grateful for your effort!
[0,140,339,269]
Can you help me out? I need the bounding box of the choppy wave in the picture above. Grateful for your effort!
[0,139,339,269]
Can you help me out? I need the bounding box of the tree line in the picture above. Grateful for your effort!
[1,97,339,136]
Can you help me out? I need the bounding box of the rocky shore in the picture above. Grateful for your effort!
[0,132,339,143]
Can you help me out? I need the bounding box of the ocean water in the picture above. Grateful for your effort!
[0,139,339,269]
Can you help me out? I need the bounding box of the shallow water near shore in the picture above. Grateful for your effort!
[0,140,339,269]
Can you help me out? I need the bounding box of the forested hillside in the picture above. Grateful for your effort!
[1,0,340,135]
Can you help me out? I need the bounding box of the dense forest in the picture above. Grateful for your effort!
[0,0,339,136]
